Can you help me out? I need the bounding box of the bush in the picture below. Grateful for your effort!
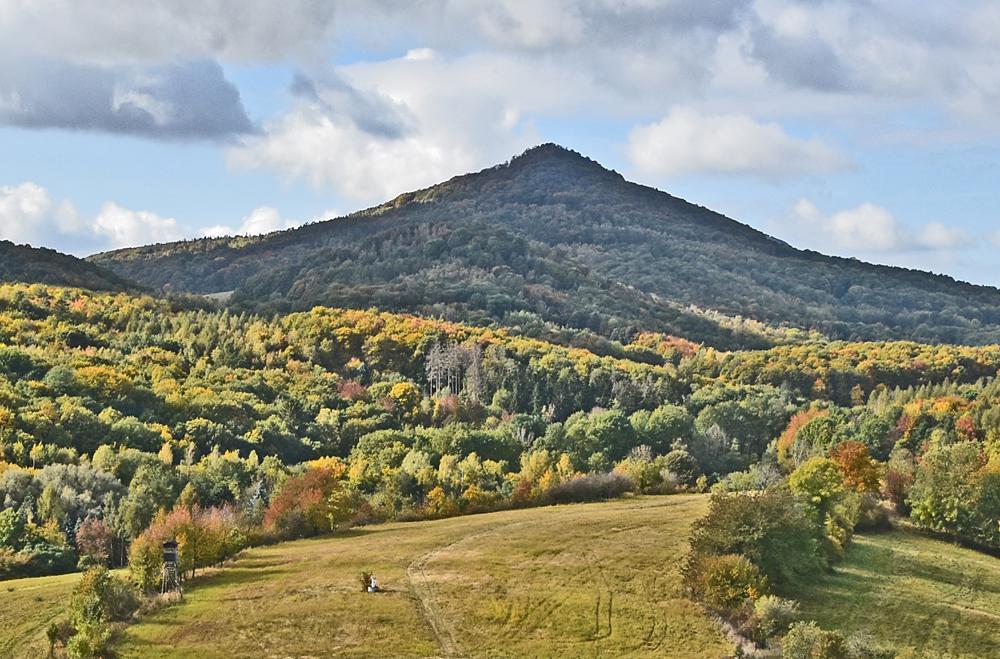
[46,619,74,655]
[853,493,890,532]
[66,567,140,658]
[753,595,800,641]
[539,472,633,505]
[67,622,112,659]
[782,621,849,659]
[684,553,767,614]
[0,543,75,579]
[69,566,140,625]
[688,491,824,586]
[660,448,699,486]
[781,622,895,659]
[128,532,163,593]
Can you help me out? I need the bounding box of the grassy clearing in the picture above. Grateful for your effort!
[116,495,728,658]
[0,571,83,657]
[788,529,1000,658]
[5,500,999,658]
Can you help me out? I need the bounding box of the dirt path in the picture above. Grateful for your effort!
[405,520,532,657]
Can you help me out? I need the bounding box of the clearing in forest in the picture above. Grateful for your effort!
[117,495,727,658]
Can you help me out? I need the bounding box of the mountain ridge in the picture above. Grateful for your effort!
[0,240,139,292]
[88,144,1000,346]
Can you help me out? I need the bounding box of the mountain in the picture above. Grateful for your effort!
[0,240,137,292]
[90,144,1000,346]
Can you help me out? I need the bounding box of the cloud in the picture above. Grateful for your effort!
[289,73,411,139]
[782,199,973,253]
[0,182,182,253]
[0,59,252,140]
[0,0,331,141]
[92,202,183,248]
[0,1,337,65]
[228,60,540,202]
[627,108,851,179]
[200,206,300,238]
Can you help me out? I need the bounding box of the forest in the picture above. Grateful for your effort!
[0,280,995,571]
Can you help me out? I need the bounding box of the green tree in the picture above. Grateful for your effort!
[789,457,845,527]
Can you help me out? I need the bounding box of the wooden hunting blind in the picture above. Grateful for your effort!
[162,540,178,564]
[162,539,180,593]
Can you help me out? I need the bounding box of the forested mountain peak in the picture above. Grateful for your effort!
[90,147,1000,347]
[0,240,138,292]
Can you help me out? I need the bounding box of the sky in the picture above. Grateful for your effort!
[1,1,999,285]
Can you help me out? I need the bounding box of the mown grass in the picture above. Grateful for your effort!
[0,571,83,657]
[788,529,1000,658]
[9,501,997,658]
[116,495,729,658]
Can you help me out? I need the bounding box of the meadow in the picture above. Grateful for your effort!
[790,530,1000,658]
[4,496,1000,658]
[1,571,84,657]
[116,495,727,658]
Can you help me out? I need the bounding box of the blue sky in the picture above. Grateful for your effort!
[1,1,999,285]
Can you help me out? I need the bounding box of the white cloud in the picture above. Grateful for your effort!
[200,206,300,238]
[0,182,182,253]
[781,199,972,253]
[228,53,550,203]
[627,108,851,179]
[0,182,54,243]
[93,202,183,248]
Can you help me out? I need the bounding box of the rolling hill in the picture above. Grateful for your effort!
[0,241,137,292]
[90,144,1000,347]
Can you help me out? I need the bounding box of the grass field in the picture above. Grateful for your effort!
[789,530,1000,658]
[5,498,1000,658]
[117,495,729,658]
[0,571,84,657]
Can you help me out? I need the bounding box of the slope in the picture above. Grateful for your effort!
[788,529,1000,657]
[90,144,1000,346]
[116,496,727,658]
[0,241,137,292]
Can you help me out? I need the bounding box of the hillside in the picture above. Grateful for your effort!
[8,498,1000,658]
[789,529,1000,657]
[118,497,728,658]
[91,144,1000,347]
[0,241,136,292]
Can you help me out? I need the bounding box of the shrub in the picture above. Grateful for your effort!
[539,472,633,505]
[688,491,824,586]
[67,622,111,659]
[69,566,140,625]
[684,553,766,614]
[128,532,163,593]
[781,622,895,659]
[781,621,849,659]
[66,566,140,658]
[660,448,700,486]
[853,493,890,532]
[47,619,74,655]
[753,595,800,641]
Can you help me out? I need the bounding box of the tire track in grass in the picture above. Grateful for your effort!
[406,520,533,658]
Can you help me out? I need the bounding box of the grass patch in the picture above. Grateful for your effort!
[0,571,84,657]
[787,529,1000,658]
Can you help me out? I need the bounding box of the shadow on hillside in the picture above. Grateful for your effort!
[787,532,1000,653]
